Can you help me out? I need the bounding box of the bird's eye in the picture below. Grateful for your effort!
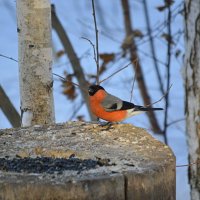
[88,86,96,96]
[88,87,94,93]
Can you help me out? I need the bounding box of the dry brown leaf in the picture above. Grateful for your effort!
[99,65,106,75]
[161,33,175,45]
[99,53,115,76]
[165,0,174,6]
[156,5,168,11]
[175,49,181,58]
[132,29,144,38]
[121,34,134,50]
[56,50,65,58]
[99,53,115,64]
[62,71,77,100]
[156,0,174,11]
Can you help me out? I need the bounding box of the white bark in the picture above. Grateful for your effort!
[185,0,200,199]
[16,0,55,126]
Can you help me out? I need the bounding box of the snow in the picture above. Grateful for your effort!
[21,110,33,127]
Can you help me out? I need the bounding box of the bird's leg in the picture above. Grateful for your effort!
[99,121,113,127]
[104,122,113,130]
[99,121,119,131]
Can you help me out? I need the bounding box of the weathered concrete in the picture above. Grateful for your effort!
[0,122,175,200]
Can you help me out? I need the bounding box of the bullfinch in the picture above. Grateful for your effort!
[88,85,163,122]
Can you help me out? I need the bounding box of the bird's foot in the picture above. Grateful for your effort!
[99,121,119,130]
[99,121,113,127]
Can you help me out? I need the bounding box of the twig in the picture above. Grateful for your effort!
[78,2,183,52]
[0,54,18,62]
[163,4,172,144]
[54,49,90,68]
[142,0,164,95]
[99,62,131,84]
[81,37,97,67]
[51,5,95,120]
[91,0,100,85]
[146,84,172,107]
[176,161,198,168]
[167,118,185,127]
[121,0,162,133]
[138,49,166,66]
[69,100,84,120]
[137,2,183,48]
[78,19,121,43]
[130,59,138,102]
[52,73,88,93]
[0,85,21,127]
[94,0,108,30]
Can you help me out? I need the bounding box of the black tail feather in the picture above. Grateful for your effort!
[134,105,163,111]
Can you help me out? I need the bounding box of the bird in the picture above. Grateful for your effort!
[88,85,163,122]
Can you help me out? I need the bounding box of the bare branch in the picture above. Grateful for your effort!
[81,37,97,67]
[137,2,183,47]
[162,4,172,144]
[130,59,138,102]
[51,5,95,120]
[54,49,90,68]
[146,84,172,107]
[176,161,199,168]
[99,62,131,84]
[167,118,185,127]
[0,54,18,62]
[78,19,121,43]
[69,100,84,121]
[78,2,183,51]
[121,0,162,133]
[52,73,88,93]
[142,0,165,95]
[138,49,166,66]
[0,85,21,127]
[91,0,100,85]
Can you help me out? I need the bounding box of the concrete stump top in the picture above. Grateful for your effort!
[0,122,175,200]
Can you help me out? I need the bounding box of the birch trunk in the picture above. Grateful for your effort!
[185,0,200,199]
[16,0,55,126]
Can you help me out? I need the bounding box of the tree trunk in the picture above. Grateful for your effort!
[0,85,20,127]
[185,0,200,199]
[121,0,162,133]
[16,0,55,126]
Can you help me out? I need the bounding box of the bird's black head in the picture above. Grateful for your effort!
[88,85,105,96]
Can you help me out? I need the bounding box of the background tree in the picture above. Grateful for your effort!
[121,0,162,134]
[185,0,200,199]
[51,5,95,120]
[0,85,20,127]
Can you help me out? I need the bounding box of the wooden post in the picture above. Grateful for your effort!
[0,123,175,199]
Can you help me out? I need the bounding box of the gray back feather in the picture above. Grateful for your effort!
[101,92,123,111]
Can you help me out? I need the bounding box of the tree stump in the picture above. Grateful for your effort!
[0,122,175,200]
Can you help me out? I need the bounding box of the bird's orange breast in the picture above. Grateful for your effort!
[89,90,127,122]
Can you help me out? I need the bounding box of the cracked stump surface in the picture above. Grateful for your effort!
[0,122,175,200]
